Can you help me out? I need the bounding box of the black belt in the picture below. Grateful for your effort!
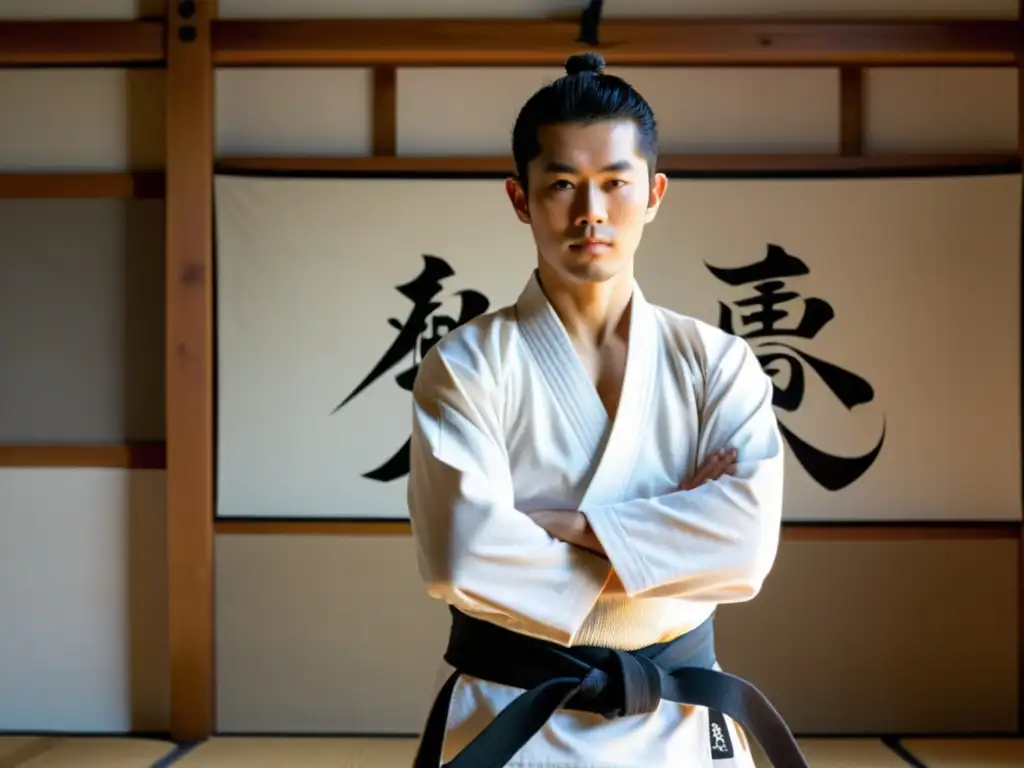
[413,608,809,768]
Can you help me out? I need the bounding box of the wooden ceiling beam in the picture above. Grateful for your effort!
[0,21,165,66]
[0,18,1013,68]
[211,18,1019,67]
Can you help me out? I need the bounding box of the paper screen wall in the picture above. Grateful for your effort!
[213,171,1021,522]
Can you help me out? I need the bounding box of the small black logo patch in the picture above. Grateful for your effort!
[708,709,735,760]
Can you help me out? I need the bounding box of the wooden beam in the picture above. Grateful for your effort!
[165,0,216,744]
[0,172,164,199]
[0,21,165,66]
[216,152,1020,177]
[211,18,1018,67]
[218,155,517,174]
[781,521,1021,542]
[217,520,413,536]
[839,66,865,157]
[215,519,1021,541]
[372,66,397,157]
[0,443,166,469]
[1016,0,1024,736]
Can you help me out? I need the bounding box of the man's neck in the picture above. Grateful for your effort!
[536,262,634,348]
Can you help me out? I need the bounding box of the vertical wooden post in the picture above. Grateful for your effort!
[1018,0,1024,736]
[165,0,216,743]
[372,66,398,157]
[839,66,864,157]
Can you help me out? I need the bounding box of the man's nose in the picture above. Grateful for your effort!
[574,184,607,226]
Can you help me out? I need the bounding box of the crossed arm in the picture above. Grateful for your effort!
[525,449,739,557]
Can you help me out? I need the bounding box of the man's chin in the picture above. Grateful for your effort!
[538,250,629,286]
[563,261,623,284]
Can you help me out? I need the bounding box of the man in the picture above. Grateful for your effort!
[407,53,802,768]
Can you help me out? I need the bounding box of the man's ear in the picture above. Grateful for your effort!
[644,172,668,224]
[505,177,531,224]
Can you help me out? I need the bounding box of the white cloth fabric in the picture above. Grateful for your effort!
[408,272,785,767]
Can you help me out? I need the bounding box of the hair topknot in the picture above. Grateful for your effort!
[565,52,605,76]
[511,50,658,188]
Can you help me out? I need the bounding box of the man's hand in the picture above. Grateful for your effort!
[526,510,606,557]
[678,448,737,491]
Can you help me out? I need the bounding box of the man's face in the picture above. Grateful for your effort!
[506,119,667,285]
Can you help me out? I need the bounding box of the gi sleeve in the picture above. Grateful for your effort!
[408,342,612,646]
[581,334,784,602]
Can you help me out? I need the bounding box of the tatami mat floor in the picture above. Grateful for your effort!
[1,735,1023,766]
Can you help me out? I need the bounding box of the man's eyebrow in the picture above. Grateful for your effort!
[542,160,635,174]
[543,161,579,174]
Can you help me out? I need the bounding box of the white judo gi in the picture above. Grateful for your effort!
[408,271,785,768]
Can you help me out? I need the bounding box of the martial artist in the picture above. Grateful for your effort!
[407,51,804,768]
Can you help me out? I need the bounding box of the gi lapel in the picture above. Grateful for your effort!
[516,272,610,460]
[577,281,656,506]
[515,272,657,506]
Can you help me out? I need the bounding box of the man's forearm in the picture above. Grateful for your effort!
[526,451,738,557]
[527,509,606,557]
[572,514,606,557]
[554,512,606,557]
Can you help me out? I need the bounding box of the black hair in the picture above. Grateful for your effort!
[511,52,659,190]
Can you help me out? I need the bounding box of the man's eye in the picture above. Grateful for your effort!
[551,180,573,190]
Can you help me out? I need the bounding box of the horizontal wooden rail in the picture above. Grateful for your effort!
[215,518,1021,541]
[0,172,165,199]
[0,154,1011,202]
[218,520,413,536]
[0,21,165,66]
[217,153,1020,177]
[0,18,1016,68]
[0,443,166,469]
[211,18,1019,67]
[0,154,1014,201]
[781,521,1021,541]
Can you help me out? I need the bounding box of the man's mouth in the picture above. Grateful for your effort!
[570,238,613,252]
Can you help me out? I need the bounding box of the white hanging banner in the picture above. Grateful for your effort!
[213,171,1021,522]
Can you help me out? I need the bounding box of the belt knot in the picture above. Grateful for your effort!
[611,650,663,716]
[575,650,663,718]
